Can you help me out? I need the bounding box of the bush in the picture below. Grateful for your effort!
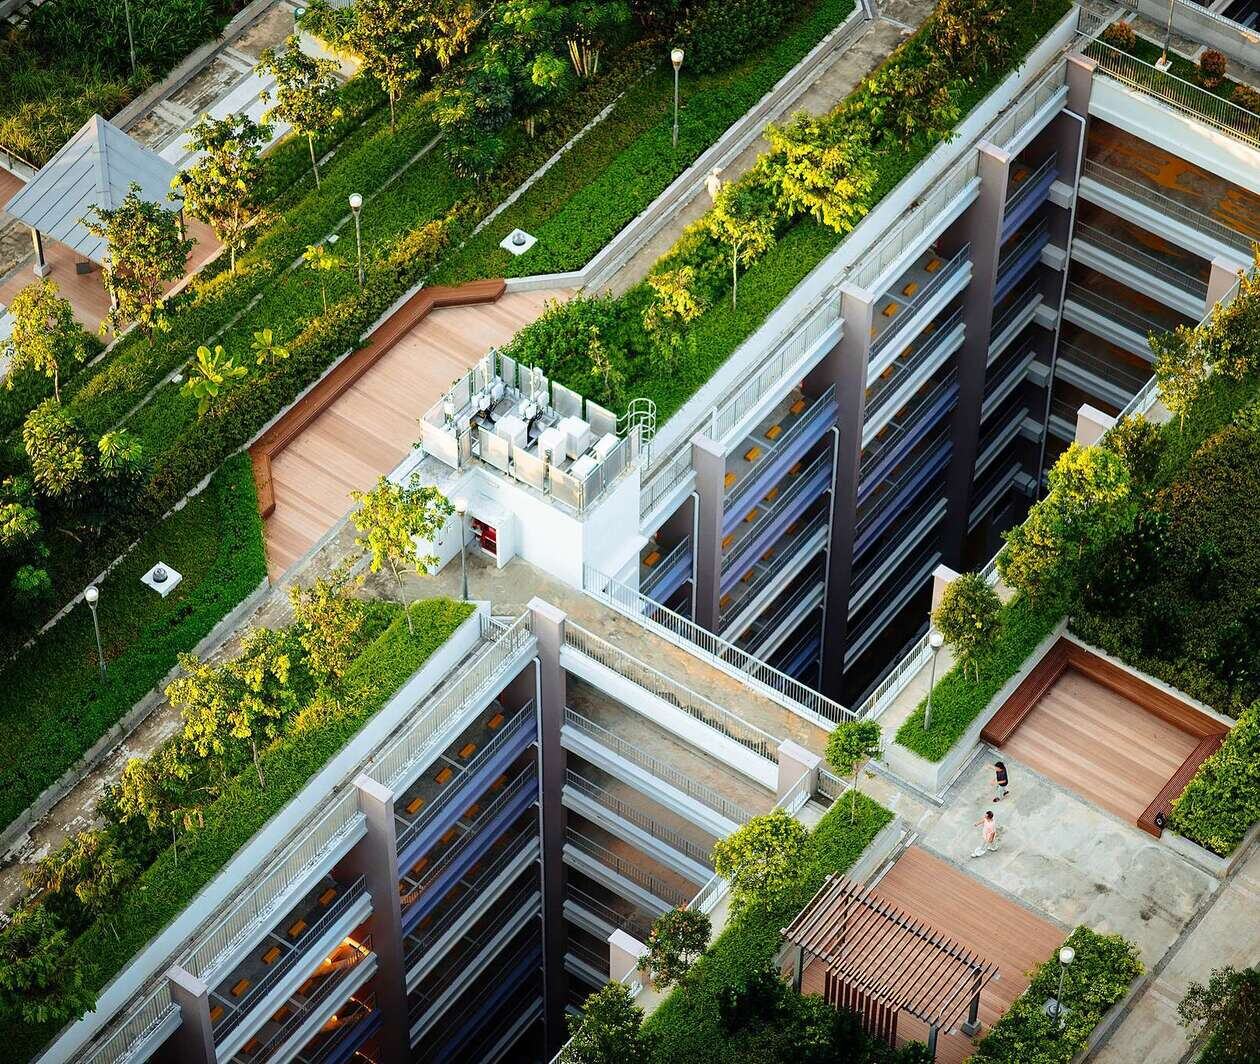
[711,808,810,914]
[1178,965,1260,1064]
[1198,49,1228,88]
[932,572,1002,681]
[640,908,711,988]
[1100,20,1136,51]
[1168,702,1260,855]
[1233,82,1260,115]
[972,927,1142,1063]
[562,983,657,1064]
[682,0,797,74]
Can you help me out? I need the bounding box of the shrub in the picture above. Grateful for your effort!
[825,718,881,821]
[1100,20,1136,51]
[1168,702,1260,855]
[640,908,711,988]
[1178,965,1260,1064]
[1198,49,1228,89]
[1102,413,1164,490]
[711,809,810,914]
[1232,82,1260,115]
[562,982,656,1064]
[682,0,795,74]
[932,572,1002,681]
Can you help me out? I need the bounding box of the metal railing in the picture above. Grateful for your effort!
[566,770,714,868]
[640,444,695,519]
[419,936,540,1040]
[870,244,971,360]
[991,60,1068,150]
[989,281,1042,346]
[563,708,756,825]
[725,385,837,514]
[1057,342,1151,395]
[723,512,828,631]
[1065,282,1175,340]
[998,218,1050,277]
[641,536,692,600]
[368,613,533,793]
[984,337,1039,401]
[565,828,691,908]
[862,371,958,477]
[850,491,947,600]
[581,564,855,726]
[1005,152,1059,218]
[739,564,824,651]
[567,937,611,976]
[722,449,832,580]
[295,994,377,1064]
[1081,36,1260,150]
[75,983,177,1064]
[866,308,964,415]
[567,886,652,940]
[1073,222,1209,298]
[1080,159,1255,256]
[856,426,951,531]
[816,768,847,801]
[563,621,782,763]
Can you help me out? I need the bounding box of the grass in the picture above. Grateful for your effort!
[0,453,266,834]
[1110,33,1260,114]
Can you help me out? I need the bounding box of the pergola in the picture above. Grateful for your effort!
[4,113,181,281]
[782,874,1000,1060]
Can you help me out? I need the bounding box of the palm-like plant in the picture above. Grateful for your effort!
[250,327,290,366]
[181,344,247,416]
[304,242,344,313]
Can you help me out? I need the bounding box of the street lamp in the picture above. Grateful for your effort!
[84,585,106,679]
[1045,945,1076,1029]
[455,498,469,601]
[124,0,137,76]
[1158,0,1175,70]
[670,48,684,149]
[924,629,945,731]
[348,193,364,288]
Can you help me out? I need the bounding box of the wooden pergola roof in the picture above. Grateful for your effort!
[783,874,1000,1032]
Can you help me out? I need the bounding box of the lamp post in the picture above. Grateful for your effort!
[348,193,364,288]
[1047,945,1075,1030]
[670,48,684,148]
[124,0,137,76]
[1157,0,1176,70]
[455,498,469,601]
[84,585,106,679]
[924,630,945,731]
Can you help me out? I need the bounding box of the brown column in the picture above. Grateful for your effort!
[30,227,50,277]
[691,434,726,632]
[163,966,216,1064]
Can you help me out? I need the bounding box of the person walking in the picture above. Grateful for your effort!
[971,810,999,857]
[992,760,1010,802]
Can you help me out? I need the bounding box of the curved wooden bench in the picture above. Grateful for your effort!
[1137,732,1225,838]
[980,641,1069,746]
[249,279,507,518]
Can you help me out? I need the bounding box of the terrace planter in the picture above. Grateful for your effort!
[1163,818,1260,880]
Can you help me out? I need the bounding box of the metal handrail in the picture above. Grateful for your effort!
[563,621,783,763]
[1065,282,1174,339]
[296,994,377,1064]
[75,984,177,1064]
[989,281,1042,343]
[983,338,1038,404]
[562,708,756,824]
[722,449,832,580]
[998,218,1049,275]
[641,536,692,600]
[863,371,959,478]
[722,512,829,630]
[1072,222,1209,298]
[411,934,540,1031]
[866,307,963,414]
[1056,341,1151,394]
[725,385,837,513]
[565,770,714,867]
[990,59,1068,150]
[870,244,971,359]
[856,426,951,531]
[565,827,691,907]
[640,445,694,518]
[850,492,947,599]
[1004,152,1058,216]
[739,559,825,648]
[566,937,611,974]
[816,768,848,800]
[567,886,652,940]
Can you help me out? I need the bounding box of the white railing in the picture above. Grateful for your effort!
[565,828,691,908]
[640,444,695,518]
[75,984,176,1064]
[565,770,713,868]
[1004,152,1058,217]
[989,58,1068,150]
[816,767,847,800]
[1072,222,1209,298]
[582,562,854,727]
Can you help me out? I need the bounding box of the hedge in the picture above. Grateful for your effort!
[642,792,892,1061]
[0,452,266,835]
[3,598,474,1061]
[971,926,1142,1063]
[895,595,1061,761]
[1168,702,1260,856]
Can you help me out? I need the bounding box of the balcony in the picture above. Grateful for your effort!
[1055,339,1151,408]
[849,492,947,616]
[982,339,1040,420]
[854,426,952,555]
[860,373,959,499]
[290,993,380,1064]
[846,540,942,668]
[969,459,1025,531]
[988,282,1045,363]
[1071,220,1208,317]
[770,622,822,683]
[975,397,1032,478]
[565,884,652,943]
[735,558,825,661]
[640,536,692,604]
[865,308,964,433]
[1061,280,1183,359]
[994,218,1051,304]
[870,245,972,365]
[719,510,828,642]
[1002,153,1059,240]
[563,827,691,911]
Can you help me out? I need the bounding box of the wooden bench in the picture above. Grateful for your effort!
[434,766,453,785]
[243,1037,262,1055]
[790,398,807,415]
[262,946,282,965]
[981,641,1070,746]
[271,1006,290,1024]
[458,742,477,759]
[405,796,425,815]
[724,471,737,489]
[488,712,505,730]
[765,423,782,440]
[209,1005,224,1024]
[410,857,428,877]
[248,279,507,518]
[318,887,338,906]
[744,446,762,462]
[230,978,251,998]
[1138,733,1225,837]
[643,550,661,567]
[287,919,307,939]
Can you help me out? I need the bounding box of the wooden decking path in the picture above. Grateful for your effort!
[803,846,1062,1064]
[261,287,569,577]
[1002,668,1199,826]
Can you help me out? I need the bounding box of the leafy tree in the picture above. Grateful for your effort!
[711,808,808,913]
[350,476,454,632]
[107,743,203,863]
[858,61,960,148]
[304,240,344,313]
[82,182,192,339]
[642,266,703,362]
[173,112,269,271]
[565,0,628,79]
[417,0,483,69]
[250,327,290,367]
[0,905,94,1025]
[258,36,344,189]
[639,907,710,988]
[561,982,656,1064]
[488,0,568,137]
[168,653,247,784]
[1102,413,1163,490]
[435,64,514,179]
[0,474,48,606]
[761,114,877,234]
[289,562,366,684]
[22,399,95,505]
[1151,326,1207,430]
[931,0,1010,79]
[11,563,52,606]
[97,427,146,508]
[704,177,778,307]
[932,572,1002,681]
[825,719,881,822]
[0,278,89,402]
[1178,965,1260,1063]
[347,0,426,132]
[25,829,135,939]
[587,327,625,406]
[182,343,248,416]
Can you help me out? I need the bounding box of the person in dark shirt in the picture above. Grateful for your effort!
[993,760,1009,802]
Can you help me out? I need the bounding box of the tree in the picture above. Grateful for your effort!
[565,0,628,79]
[304,240,344,313]
[932,572,1002,681]
[0,474,49,607]
[1151,326,1208,430]
[639,907,709,988]
[24,829,135,939]
[258,36,344,189]
[289,562,366,684]
[561,982,656,1064]
[107,744,203,863]
[250,327,290,367]
[931,0,1009,79]
[1102,413,1163,489]
[182,343,248,416]
[0,278,89,402]
[711,808,808,913]
[761,114,877,233]
[97,427,146,508]
[825,719,881,822]
[22,399,95,505]
[168,653,248,784]
[705,178,778,308]
[347,0,426,132]
[1178,966,1260,1063]
[642,266,703,361]
[173,112,269,271]
[350,476,454,633]
[0,906,94,1025]
[82,182,192,339]
[417,0,482,69]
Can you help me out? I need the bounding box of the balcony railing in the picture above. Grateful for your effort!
[998,218,1050,276]
[989,281,1042,345]
[866,308,964,419]
[567,937,611,978]
[862,372,958,481]
[563,621,782,763]
[722,511,828,632]
[725,385,837,515]
[567,886,652,940]
[738,562,824,652]
[1073,222,1209,299]
[1005,153,1059,218]
[641,536,692,601]
[722,449,832,579]
[857,426,951,532]
[294,996,378,1064]
[870,244,971,360]
[1080,159,1254,256]
[565,828,691,908]
[1065,282,1174,340]
[1056,341,1151,395]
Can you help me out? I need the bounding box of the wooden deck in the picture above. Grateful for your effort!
[1002,668,1200,825]
[262,287,569,577]
[802,846,1062,1063]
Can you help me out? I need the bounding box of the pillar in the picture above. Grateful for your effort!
[30,227,50,277]
[164,966,216,1064]
[528,597,568,1055]
[776,739,821,803]
[1065,54,1096,118]
[929,563,960,615]
[691,435,726,632]
[349,774,411,1062]
[1074,404,1115,445]
[1206,256,1247,310]
[608,929,649,986]
[791,944,807,992]
[959,970,983,1036]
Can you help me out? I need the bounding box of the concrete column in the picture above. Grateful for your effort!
[691,434,726,632]
[943,142,1009,567]
[30,227,50,277]
[1206,257,1246,310]
[349,774,410,1063]
[815,282,875,699]
[1075,404,1116,446]
[608,929,649,986]
[776,739,822,802]
[1065,54,1096,118]
[930,563,960,614]
[163,966,216,1064]
[528,598,568,1056]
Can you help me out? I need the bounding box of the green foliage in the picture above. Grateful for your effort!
[258,36,344,188]
[642,267,704,362]
[932,572,1002,681]
[0,906,93,1027]
[972,927,1141,1063]
[181,343,248,416]
[711,808,810,914]
[1101,413,1164,490]
[640,907,711,989]
[824,718,881,821]
[24,829,136,936]
[1,279,90,404]
[1168,703,1260,855]
[704,174,779,307]
[22,400,95,506]
[289,563,368,685]
[759,112,877,233]
[562,982,657,1064]
[682,0,797,74]
[1177,965,1260,1064]
[345,0,428,130]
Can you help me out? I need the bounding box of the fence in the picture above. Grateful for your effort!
[869,244,972,360]
[565,770,714,868]
[990,59,1069,150]
[1072,222,1209,299]
[75,984,176,1064]
[565,828,691,908]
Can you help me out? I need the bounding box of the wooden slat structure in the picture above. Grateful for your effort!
[784,873,999,1059]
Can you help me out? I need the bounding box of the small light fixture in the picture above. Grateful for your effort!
[348,193,363,214]
[671,47,684,71]
[84,585,99,606]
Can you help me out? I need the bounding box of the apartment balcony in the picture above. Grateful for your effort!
[1061,279,1184,359]
[563,827,691,913]
[864,308,965,439]
[849,491,948,618]
[1055,339,1151,409]
[735,558,825,661]
[719,509,828,643]
[854,427,952,557]
[769,619,822,684]
[845,539,942,668]
[565,937,612,989]
[969,459,1026,532]
[289,993,380,1064]
[640,536,692,604]
[564,884,652,944]
[982,339,1041,421]
[988,282,1045,364]
[720,451,832,594]
[474,994,545,1064]
[869,245,972,368]
[859,374,959,500]
[975,396,1033,479]
[1071,220,1208,318]
[1002,153,1059,240]
[211,877,373,1060]
[994,218,1051,303]
[723,386,838,530]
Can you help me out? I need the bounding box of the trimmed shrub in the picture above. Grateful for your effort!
[1198,49,1228,89]
[1100,20,1136,51]
[1169,703,1260,855]
[1233,82,1260,115]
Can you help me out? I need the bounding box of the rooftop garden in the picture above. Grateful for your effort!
[0,580,472,1060]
